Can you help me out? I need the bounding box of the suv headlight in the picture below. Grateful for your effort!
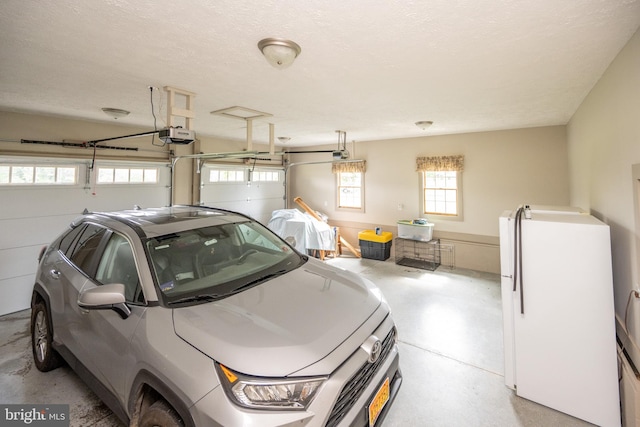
[216,363,326,410]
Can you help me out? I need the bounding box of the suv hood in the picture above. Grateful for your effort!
[173,258,383,376]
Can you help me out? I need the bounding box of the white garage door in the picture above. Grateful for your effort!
[0,157,171,315]
[200,164,285,225]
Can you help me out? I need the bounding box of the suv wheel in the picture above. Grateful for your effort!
[139,400,184,427]
[31,300,62,372]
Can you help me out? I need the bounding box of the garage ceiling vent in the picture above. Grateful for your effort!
[210,106,273,121]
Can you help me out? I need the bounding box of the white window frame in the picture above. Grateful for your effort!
[336,171,365,212]
[420,170,463,220]
[0,163,78,185]
[208,168,246,183]
[96,166,159,184]
[251,170,280,182]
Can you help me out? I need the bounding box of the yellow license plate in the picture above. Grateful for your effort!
[368,377,390,427]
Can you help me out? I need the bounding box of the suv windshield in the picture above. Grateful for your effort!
[145,220,303,304]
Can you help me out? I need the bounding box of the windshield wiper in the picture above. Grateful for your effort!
[171,270,289,304]
[226,269,288,297]
[169,294,222,305]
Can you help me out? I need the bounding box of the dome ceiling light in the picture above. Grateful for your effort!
[258,38,302,69]
[415,121,433,130]
[102,108,130,119]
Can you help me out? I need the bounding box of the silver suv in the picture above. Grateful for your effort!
[31,206,401,426]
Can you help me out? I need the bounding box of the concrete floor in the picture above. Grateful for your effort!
[0,257,593,426]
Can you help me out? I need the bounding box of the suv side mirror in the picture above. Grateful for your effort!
[78,283,131,319]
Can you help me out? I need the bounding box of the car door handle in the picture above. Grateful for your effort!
[49,269,61,280]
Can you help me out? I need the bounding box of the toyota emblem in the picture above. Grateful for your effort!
[361,335,383,364]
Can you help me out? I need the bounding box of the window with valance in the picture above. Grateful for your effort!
[417,155,464,217]
[333,160,366,211]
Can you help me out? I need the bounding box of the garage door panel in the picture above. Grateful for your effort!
[0,276,34,315]
[201,198,283,224]
[0,215,75,250]
[0,158,171,316]
[83,185,170,211]
[0,246,41,281]
[245,198,285,224]
[0,185,169,220]
[0,187,91,218]
[201,183,246,204]
[249,183,283,198]
[201,166,285,226]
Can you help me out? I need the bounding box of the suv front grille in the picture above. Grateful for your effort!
[325,327,397,427]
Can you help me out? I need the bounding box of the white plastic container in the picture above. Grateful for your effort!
[397,220,434,241]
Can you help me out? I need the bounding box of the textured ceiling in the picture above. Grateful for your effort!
[1,0,639,147]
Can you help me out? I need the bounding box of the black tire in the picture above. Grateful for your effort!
[139,400,184,427]
[31,300,63,372]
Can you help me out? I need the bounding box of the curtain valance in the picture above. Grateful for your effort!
[332,160,366,173]
[416,155,464,172]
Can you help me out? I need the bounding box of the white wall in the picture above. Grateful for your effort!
[567,28,640,368]
[290,125,570,238]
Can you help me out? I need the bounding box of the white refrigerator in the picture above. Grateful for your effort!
[499,205,620,427]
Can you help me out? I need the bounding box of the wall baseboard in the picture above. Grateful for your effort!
[327,220,500,274]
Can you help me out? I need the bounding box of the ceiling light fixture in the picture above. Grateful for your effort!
[258,38,302,69]
[102,108,130,119]
[278,137,291,144]
[415,121,433,130]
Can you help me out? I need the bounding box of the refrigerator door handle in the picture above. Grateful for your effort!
[514,207,525,314]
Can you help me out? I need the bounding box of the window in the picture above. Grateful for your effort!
[251,171,280,182]
[337,172,363,209]
[59,224,87,256]
[69,224,108,274]
[423,171,459,216]
[0,164,77,185]
[417,155,464,218]
[97,167,158,184]
[145,221,299,301]
[96,233,142,303]
[209,169,245,182]
[333,161,366,211]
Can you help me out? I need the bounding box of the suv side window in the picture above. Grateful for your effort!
[69,224,107,274]
[59,224,87,256]
[95,233,143,303]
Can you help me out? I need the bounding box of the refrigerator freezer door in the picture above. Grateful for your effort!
[514,214,620,427]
